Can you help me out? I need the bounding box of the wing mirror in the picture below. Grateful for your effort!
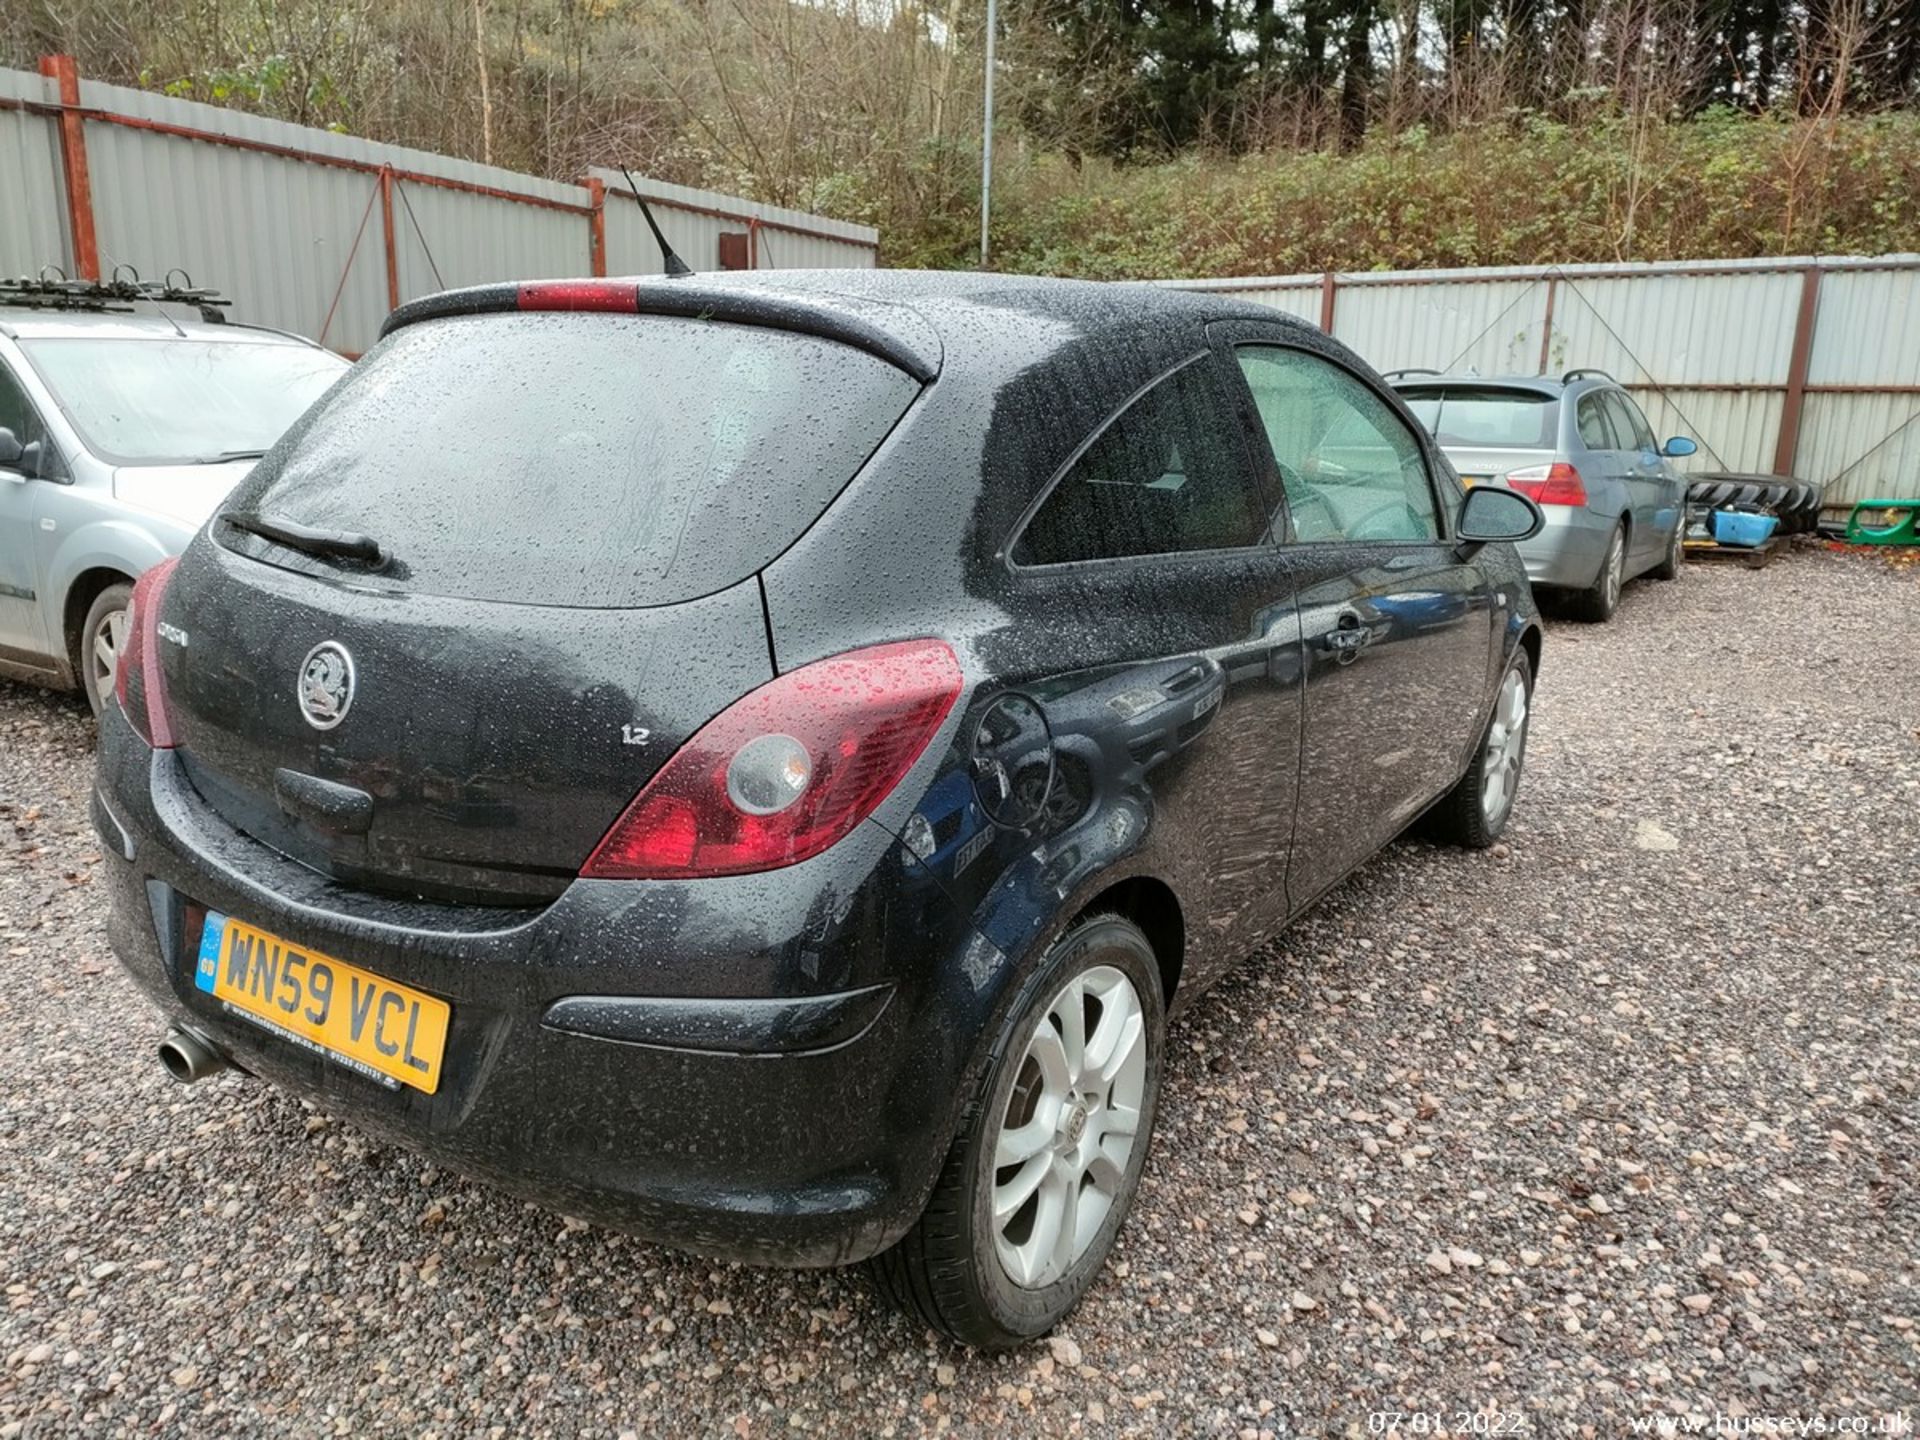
[1457,484,1544,544]
[1661,436,1697,458]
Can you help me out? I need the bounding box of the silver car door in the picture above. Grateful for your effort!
[1572,390,1630,529]
[1604,391,1665,569]
[0,357,56,663]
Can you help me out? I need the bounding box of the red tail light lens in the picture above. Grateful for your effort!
[115,557,180,749]
[581,639,964,880]
[516,280,639,314]
[1504,463,1588,506]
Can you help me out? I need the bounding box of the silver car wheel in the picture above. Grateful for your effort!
[91,606,128,696]
[1603,530,1624,611]
[992,963,1147,1290]
[1480,664,1530,825]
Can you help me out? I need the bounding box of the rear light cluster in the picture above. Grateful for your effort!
[580,639,963,881]
[1504,463,1588,506]
[115,557,180,749]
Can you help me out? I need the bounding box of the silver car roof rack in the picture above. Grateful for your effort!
[0,266,232,324]
[1561,367,1616,384]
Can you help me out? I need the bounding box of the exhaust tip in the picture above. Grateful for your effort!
[158,1027,226,1084]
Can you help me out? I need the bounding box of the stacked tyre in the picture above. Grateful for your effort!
[1686,473,1824,534]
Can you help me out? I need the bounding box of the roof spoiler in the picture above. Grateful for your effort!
[380,279,938,384]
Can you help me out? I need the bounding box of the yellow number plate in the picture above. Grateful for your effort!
[194,913,450,1094]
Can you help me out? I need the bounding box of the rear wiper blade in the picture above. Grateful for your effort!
[221,511,386,566]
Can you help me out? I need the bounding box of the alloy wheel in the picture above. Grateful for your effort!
[91,607,128,698]
[1603,532,1624,612]
[1480,665,1530,825]
[991,964,1147,1290]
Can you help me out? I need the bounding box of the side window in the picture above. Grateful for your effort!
[1234,345,1439,544]
[0,362,60,477]
[1606,392,1657,453]
[1576,393,1620,451]
[0,362,40,444]
[1012,358,1267,566]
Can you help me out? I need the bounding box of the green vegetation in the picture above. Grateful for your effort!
[959,110,1920,277]
[5,1,1918,277]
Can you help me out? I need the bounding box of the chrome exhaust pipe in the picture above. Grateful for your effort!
[158,1027,227,1084]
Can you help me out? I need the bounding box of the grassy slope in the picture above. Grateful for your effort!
[894,111,1920,275]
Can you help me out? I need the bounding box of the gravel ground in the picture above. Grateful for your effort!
[1,547,1915,1438]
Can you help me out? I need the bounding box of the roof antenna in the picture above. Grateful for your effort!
[621,167,692,278]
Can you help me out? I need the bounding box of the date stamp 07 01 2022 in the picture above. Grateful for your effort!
[1367,1414,1527,1435]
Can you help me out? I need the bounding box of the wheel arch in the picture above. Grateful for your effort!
[63,566,135,650]
[1066,874,1186,1015]
[62,566,138,687]
[1517,620,1542,682]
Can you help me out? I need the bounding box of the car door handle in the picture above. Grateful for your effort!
[1319,612,1370,655]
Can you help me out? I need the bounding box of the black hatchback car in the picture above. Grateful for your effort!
[95,270,1543,1347]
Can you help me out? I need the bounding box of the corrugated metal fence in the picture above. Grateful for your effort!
[0,56,877,357]
[1168,256,1920,512]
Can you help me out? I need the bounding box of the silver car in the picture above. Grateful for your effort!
[1390,370,1696,622]
[1,303,347,711]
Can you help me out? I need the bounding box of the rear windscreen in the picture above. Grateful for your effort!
[1398,387,1558,449]
[230,312,921,607]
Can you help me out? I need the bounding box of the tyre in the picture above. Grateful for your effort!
[1648,515,1683,581]
[1569,523,1625,623]
[1422,647,1533,849]
[1787,481,1825,534]
[77,581,134,717]
[869,914,1164,1348]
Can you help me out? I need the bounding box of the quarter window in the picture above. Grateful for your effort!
[1576,393,1620,451]
[1012,359,1267,566]
[1234,346,1439,544]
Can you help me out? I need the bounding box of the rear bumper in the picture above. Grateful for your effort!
[1517,506,1615,590]
[92,705,1000,1268]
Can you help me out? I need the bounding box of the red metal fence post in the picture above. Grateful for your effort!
[1772,266,1823,476]
[378,165,400,311]
[583,176,607,277]
[38,54,100,281]
[1319,272,1337,332]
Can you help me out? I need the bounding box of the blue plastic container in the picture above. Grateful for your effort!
[1711,509,1779,548]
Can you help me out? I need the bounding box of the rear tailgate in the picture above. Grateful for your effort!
[164,537,772,904]
[156,306,923,905]
[1396,385,1561,486]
